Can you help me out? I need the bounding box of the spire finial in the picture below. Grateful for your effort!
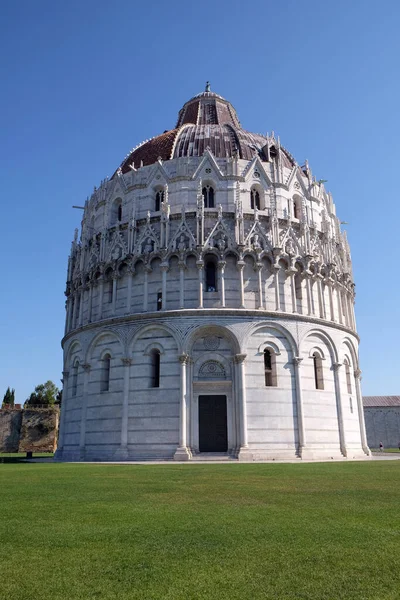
[205,81,211,92]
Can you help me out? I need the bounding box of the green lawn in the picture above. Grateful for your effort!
[1,462,400,600]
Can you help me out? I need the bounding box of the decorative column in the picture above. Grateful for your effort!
[334,286,341,324]
[305,274,312,315]
[87,284,93,323]
[115,358,132,460]
[71,292,78,329]
[255,262,263,309]
[111,275,117,314]
[98,279,104,320]
[332,362,347,457]
[327,280,335,321]
[342,290,349,327]
[273,265,280,311]
[286,268,296,313]
[143,266,149,312]
[346,294,353,329]
[179,262,185,309]
[354,368,370,455]
[174,354,191,460]
[317,275,325,319]
[65,298,72,334]
[350,296,357,330]
[197,261,204,308]
[293,357,306,456]
[235,354,252,460]
[237,261,245,309]
[218,261,226,307]
[78,289,84,327]
[54,370,69,460]
[126,269,133,313]
[161,263,168,310]
[79,363,91,460]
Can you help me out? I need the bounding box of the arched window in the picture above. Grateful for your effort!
[75,295,80,327]
[205,261,217,292]
[250,188,260,210]
[293,197,302,220]
[155,190,164,212]
[295,273,302,300]
[71,360,79,397]
[264,349,273,386]
[344,359,352,394]
[202,185,215,208]
[151,350,160,388]
[107,280,113,303]
[100,354,111,392]
[111,198,122,225]
[312,352,324,390]
[157,291,162,311]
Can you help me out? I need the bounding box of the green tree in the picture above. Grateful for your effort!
[2,387,15,407]
[25,381,59,407]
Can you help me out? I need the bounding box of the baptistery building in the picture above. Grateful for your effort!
[56,85,370,461]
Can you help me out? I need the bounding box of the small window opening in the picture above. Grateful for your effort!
[264,349,273,387]
[312,352,324,390]
[295,273,302,299]
[108,280,113,303]
[72,361,79,397]
[250,189,260,210]
[101,354,111,392]
[151,350,160,388]
[205,261,217,292]
[155,190,164,212]
[202,185,215,208]
[293,199,300,220]
[344,359,352,394]
[117,204,122,222]
[75,296,80,326]
[157,292,162,311]
[349,397,353,413]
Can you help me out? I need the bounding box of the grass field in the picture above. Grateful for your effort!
[1,461,400,600]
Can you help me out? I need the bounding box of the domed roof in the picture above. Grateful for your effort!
[117,84,295,174]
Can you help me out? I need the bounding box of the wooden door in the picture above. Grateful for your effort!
[198,395,228,452]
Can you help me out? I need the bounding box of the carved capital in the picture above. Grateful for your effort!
[62,370,70,379]
[217,261,226,271]
[196,261,204,270]
[234,353,247,364]
[121,358,132,366]
[82,363,91,372]
[178,353,190,364]
[236,261,245,271]
[354,368,362,380]
[332,362,342,372]
[293,357,303,366]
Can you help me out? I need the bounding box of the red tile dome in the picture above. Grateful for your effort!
[117,85,295,174]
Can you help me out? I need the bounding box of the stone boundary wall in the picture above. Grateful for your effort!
[364,407,400,449]
[0,407,59,453]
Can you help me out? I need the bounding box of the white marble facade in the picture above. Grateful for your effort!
[55,87,370,461]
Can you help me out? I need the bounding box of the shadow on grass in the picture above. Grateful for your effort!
[0,453,54,464]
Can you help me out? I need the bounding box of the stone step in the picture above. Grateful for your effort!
[190,452,237,461]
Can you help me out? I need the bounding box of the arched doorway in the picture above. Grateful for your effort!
[185,326,241,456]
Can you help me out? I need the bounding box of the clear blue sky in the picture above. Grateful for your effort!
[1,0,399,401]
